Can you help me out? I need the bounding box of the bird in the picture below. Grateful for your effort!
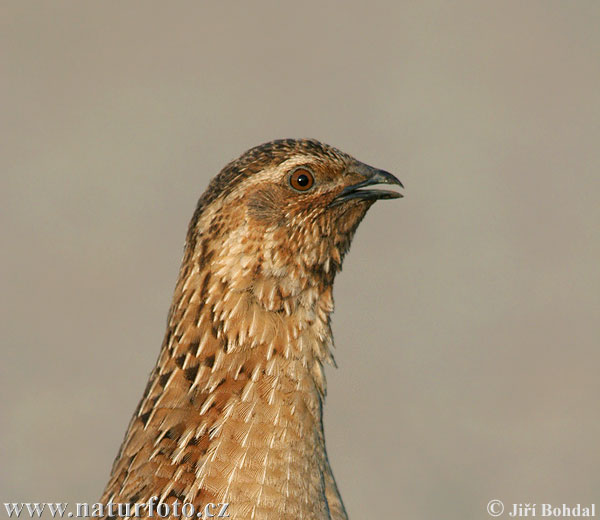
[100,138,403,519]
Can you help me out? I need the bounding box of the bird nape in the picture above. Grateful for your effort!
[101,139,403,520]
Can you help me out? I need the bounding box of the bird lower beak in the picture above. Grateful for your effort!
[330,163,404,207]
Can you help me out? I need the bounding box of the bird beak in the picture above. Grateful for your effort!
[329,162,404,207]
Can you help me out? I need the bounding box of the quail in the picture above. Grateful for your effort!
[101,139,403,519]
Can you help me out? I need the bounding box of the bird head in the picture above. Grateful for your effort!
[186,139,403,302]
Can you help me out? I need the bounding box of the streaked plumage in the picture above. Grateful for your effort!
[101,139,403,519]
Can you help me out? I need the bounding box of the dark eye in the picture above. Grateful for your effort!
[289,168,315,191]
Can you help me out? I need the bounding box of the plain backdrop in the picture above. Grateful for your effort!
[2,2,599,518]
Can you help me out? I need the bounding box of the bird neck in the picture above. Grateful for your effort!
[104,233,341,517]
[165,226,337,394]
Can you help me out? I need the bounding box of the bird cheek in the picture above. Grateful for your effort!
[246,187,286,226]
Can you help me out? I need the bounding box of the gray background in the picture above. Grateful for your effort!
[2,2,599,518]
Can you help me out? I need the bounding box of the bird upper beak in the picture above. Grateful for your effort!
[330,162,404,207]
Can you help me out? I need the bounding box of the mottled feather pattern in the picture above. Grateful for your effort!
[101,139,402,519]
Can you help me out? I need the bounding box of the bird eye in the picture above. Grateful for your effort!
[289,168,315,191]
